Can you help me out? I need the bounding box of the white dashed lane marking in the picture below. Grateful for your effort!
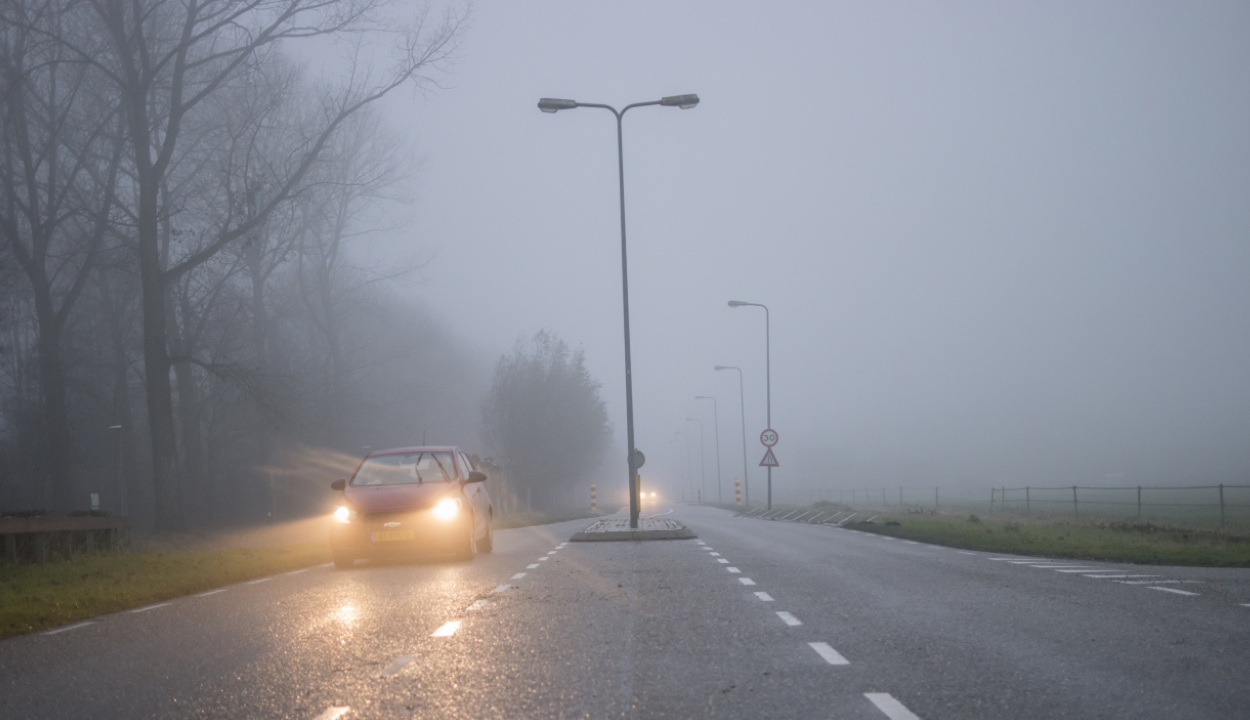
[739,578,756,586]
[865,693,922,720]
[492,585,511,593]
[43,622,94,635]
[195,588,227,597]
[431,621,462,637]
[727,567,741,573]
[547,551,558,555]
[538,557,549,562]
[466,600,490,611]
[709,552,721,556]
[776,611,802,627]
[809,642,850,665]
[1148,586,1199,596]
[526,564,539,569]
[129,603,171,613]
[511,573,527,580]
[312,706,351,720]
[717,559,730,564]
[754,592,774,601]
[381,655,414,678]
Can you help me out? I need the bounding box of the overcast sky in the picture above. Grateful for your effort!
[357,1,1250,501]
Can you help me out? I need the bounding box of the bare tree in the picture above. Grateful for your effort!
[50,0,466,528]
[0,0,123,510]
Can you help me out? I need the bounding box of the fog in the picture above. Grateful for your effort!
[3,1,1248,524]
[369,2,1250,500]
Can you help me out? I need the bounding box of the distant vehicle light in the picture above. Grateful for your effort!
[651,492,657,497]
[333,506,353,523]
[433,497,462,521]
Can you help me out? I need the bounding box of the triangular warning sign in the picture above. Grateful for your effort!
[759,448,779,467]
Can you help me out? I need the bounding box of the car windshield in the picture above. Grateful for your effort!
[351,452,457,486]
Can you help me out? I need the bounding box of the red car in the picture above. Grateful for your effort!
[329,446,493,567]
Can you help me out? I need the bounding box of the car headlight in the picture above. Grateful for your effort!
[333,506,357,524]
[432,497,462,521]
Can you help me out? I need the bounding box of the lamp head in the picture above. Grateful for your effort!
[727,300,748,307]
[660,93,700,109]
[695,395,711,400]
[714,366,730,371]
[537,98,578,113]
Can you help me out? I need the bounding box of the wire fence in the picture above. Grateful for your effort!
[748,483,1250,530]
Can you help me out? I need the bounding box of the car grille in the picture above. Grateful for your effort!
[363,511,420,525]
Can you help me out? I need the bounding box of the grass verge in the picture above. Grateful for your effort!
[492,506,619,530]
[852,512,1250,567]
[0,543,328,640]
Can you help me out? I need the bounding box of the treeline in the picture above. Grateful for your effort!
[0,0,474,530]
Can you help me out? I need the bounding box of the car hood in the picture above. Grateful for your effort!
[343,482,458,513]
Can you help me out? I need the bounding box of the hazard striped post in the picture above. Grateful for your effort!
[590,484,597,512]
[734,478,742,505]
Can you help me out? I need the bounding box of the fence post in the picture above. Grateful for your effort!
[935,487,939,510]
[1002,486,1006,511]
[1137,486,1141,520]
[990,487,995,512]
[1219,484,1225,528]
[1072,485,1078,521]
[1025,486,1030,513]
[900,486,903,506]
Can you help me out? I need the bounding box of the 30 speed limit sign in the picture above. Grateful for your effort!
[760,429,779,447]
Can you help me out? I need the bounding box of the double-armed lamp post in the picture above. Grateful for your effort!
[694,396,723,503]
[538,93,699,528]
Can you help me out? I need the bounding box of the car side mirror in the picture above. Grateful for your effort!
[331,479,346,491]
[467,471,487,483]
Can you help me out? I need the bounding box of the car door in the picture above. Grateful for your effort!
[459,451,488,537]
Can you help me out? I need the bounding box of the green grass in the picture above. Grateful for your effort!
[0,543,329,640]
[852,512,1250,566]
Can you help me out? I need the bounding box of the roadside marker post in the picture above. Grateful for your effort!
[735,478,742,505]
[591,484,597,512]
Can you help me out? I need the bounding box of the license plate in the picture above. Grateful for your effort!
[372,530,414,542]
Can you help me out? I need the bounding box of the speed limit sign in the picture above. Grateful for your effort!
[760,429,779,447]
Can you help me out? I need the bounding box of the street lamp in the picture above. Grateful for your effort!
[539,93,700,529]
[694,396,723,504]
[728,300,773,509]
[714,365,750,506]
[685,417,705,503]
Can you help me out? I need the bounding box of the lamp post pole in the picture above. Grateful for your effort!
[728,301,772,509]
[714,366,749,506]
[694,396,723,503]
[539,94,699,529]
[686,417,705,504]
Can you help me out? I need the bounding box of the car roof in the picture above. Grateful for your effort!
[368,446,460,457]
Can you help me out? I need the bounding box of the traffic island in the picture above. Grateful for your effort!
[570,517,697,542]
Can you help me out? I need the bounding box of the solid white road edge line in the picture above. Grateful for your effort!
[739,578,756,586]
[431,620,462,637]
[43,622,95,635]
[958,551,977,555]
[809,642,850,665]
[776,611,802,626]
[287,568,308,575]
[864,693,922,720]
[312,706,351,720]
[129,603,171,613]
[1118,580,1180,585]
[1053,568,1104,573]
[1148,586,1199,596]
[755,592,774,601]
[195,588,227,597]
[246,578,271,584]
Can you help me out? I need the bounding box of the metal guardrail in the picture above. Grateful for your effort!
[0,516,130,564]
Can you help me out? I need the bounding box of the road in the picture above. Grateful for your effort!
[2,505,1248,719]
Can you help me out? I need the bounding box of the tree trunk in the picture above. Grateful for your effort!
[32,301,73,512]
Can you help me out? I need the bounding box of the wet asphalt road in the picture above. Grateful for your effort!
[2,505,1249,719]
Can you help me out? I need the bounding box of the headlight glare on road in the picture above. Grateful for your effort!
[333,506,354,524]
[433,497,462,521]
